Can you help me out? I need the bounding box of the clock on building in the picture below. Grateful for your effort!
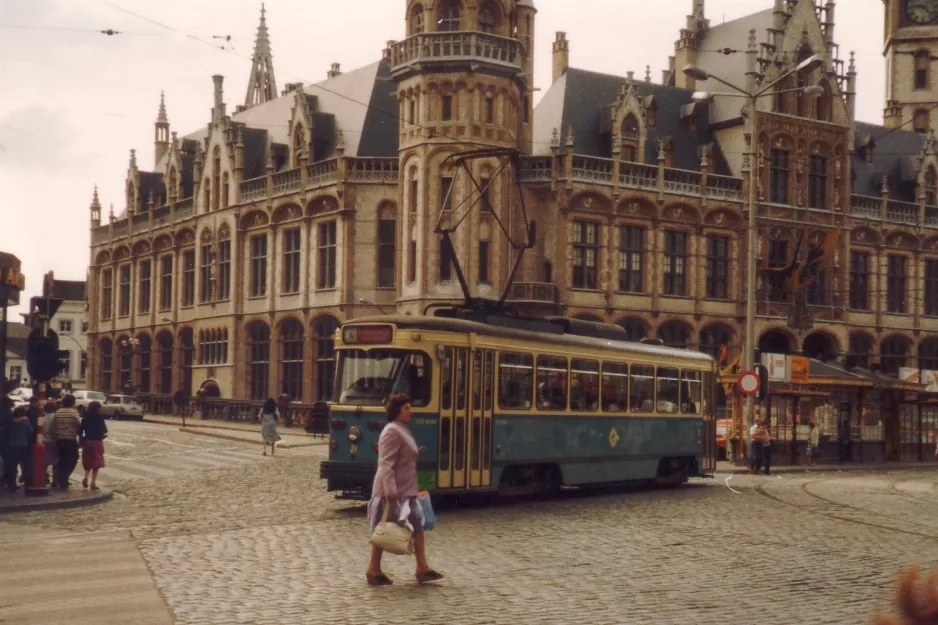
[907,0,938,24]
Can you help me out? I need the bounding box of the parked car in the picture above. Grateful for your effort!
[73,390,109,415]
[99,394,145,420]
[7,387,33,409]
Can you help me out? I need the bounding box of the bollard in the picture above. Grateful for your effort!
[26,411,49,496]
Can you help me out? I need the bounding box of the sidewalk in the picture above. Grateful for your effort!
[717,460,938,475]
[0,484,113,514]
[144,413,326,448]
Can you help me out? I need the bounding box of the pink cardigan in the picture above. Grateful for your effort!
[372,421,419,499]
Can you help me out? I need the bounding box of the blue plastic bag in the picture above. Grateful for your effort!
[417,490,436,531]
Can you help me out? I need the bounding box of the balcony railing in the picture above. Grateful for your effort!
[851,194,881,219]
[705,174,743,201]
[663,168,701,196]
[131,211,149,233]
[309,158,339,187]
[572,156,613,184]
[348,157,399,184]
[887,200,918,224]
[619,161,658,191]
[506,282,559,304]
[519,156,553,182]
[388,32,523,74]
[272,167,302,195]
[240,176,266,202]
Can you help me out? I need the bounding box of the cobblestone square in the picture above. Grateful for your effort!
[1,422,936,624]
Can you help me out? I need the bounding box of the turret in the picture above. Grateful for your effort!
[90,186,101,229]
[673,0,708,90]
[154,91,170,167]
[552,32,569,83]
[244,4,278,108]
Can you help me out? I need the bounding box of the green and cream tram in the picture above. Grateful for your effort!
[319,312,718,498]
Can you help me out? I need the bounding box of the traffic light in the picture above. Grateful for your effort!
[27,329,65,382]
[755,363,770,402]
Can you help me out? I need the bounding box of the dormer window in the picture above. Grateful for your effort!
[438,0,461,32]
[479,3,497,34]
[410,4,425,35]
[620,114,640,162]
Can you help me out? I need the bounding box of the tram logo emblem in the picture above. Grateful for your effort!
[608,427,620,448]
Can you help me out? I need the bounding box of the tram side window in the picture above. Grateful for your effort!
[399,351,432,407]
[440,347,453,411]
[536,355,568,411]
[681,370,702,414]
[498,352,533,409]
[629,365,655,413]
[657,367,680,414]
[570,359,599,412]
[601,362,629,412]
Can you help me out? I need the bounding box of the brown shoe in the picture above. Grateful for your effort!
[415,570,444,584]
[366,573,392,586]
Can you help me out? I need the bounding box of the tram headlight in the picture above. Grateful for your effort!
[347,426,362,443]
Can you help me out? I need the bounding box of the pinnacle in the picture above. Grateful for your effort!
[244,3,278,108]
[91,185,101,209]
[157,91,168,124]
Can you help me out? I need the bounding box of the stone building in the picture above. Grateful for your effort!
[86,0,938,408]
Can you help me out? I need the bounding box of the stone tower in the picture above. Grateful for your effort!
[883,0,938,132]
[390,0,536,311]
[154,91,170,167]
[244,4,278,109]
[90,185,101,229]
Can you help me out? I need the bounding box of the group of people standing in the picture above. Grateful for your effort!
[0,394,107,492]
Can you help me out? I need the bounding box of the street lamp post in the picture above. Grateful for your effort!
[683,54,825,462]
[120,337,140,394]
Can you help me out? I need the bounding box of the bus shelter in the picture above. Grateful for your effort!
[721,359,932,466]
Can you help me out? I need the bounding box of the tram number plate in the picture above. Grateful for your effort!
[349,444,358,454]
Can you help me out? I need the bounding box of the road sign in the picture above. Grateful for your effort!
[736,370,761,396]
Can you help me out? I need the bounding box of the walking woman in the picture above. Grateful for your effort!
[259,398,281,456]
[80,401,107,490]
[366,393,443,586]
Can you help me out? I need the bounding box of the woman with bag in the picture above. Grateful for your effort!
[79,401,107,490]
[365,393,443,586]
[259,398,281,456]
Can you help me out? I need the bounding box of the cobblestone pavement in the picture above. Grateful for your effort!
[3,426,937,625]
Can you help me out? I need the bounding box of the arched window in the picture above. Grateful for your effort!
[203,177,211,212]
[848,333,874,370]
[248,322,271,401]
[138,334,152,393]
[118,336,132,391]
[919,338,938,371]
[880,336,911,376]
[915,50,930,90]
[699,324,733,362]
[657,322,692,349]
[438,0,461,31]
[616,317,647,341]
[619,115,640,162]
[180,328,195,398]
[280,319,304,402]
[212,147,221,211]
[100,339,113,391]
[409,3,425,35]
[803,332,838,361]
[926,167,937,206]
[314,316,340,401]
[157,332,173,393]
[914,108,930,134]
[758,330,792,356]
[478,2,497,33]
[815,79,832,122]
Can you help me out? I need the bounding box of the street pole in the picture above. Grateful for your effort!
[742,93,759,461]
[0,301,7,391]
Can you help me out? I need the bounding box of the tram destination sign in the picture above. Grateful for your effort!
[343,325,393,345]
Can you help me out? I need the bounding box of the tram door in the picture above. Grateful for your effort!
[437,346,470,489]
[468,349,495,488]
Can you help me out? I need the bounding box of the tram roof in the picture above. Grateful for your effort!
[344,314,715,365]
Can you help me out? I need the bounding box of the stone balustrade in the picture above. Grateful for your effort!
[388,31,523,75]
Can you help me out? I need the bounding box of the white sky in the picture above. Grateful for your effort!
[0,0,888,316]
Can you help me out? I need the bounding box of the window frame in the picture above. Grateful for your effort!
[887,254,908,314]
[317,222,338,290]
[138,259,152,314]
[181,249,196,307]
[572,220,600,290]
[101,268,113,321]
[769,148,790,204]
[250,234,268,298]
[377,217,396,289]
[705,234,729,299]
[118,264,131,317]
[663,231,688,296]
[617,225,644,293]
[282,228,302,294]
[807,154,827,209]
[849,251,871,311]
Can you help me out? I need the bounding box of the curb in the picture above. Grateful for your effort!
[144,417,319,438]
[177,427,326,448]
[0,487,114,514]
[719,462,938,475]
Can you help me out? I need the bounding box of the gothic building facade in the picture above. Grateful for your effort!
[86,0,938,404]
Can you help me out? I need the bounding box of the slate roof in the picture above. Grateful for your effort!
[51,280,86,302]
[138,171,164,205]
[533,67,733,175]
[852,121,925,202]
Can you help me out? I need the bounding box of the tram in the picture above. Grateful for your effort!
[319,310,718,499]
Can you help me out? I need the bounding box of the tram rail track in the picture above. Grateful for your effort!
[755,478,938,540]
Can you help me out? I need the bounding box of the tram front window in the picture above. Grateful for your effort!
[334,349,431,406]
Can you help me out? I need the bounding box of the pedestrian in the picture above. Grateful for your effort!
[4,406,34,492]
[760,417,773,475]
[20,395,40,486]
[80,401,107,491]
[41,401,59,486]
[749,419,766,474]
[259,398,281,456]
[0,396,15,491]
[806,421,820,466]
[365,393,442,586]
[51,394,81,489]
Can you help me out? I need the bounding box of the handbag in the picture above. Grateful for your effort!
[369,502,414,555]
[417,491,436,531]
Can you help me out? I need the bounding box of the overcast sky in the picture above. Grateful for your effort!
[0,0,888,317]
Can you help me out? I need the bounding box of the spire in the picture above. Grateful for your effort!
[155,91,170,166]
[157,91,168,124]
[90,185,102,229]
[244,4,278,109]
